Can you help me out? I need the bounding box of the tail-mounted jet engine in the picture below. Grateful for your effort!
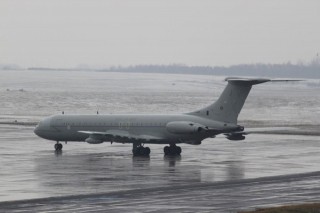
[166,121,207,134]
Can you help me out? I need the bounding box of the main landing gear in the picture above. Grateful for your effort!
[132,142,150,156]
[54,142,63,151]
[164,144,181,156]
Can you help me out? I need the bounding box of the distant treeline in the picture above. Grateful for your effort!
[98,62,320,78]
[8,59,320,79]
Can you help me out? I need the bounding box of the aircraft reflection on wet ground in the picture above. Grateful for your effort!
[36,151,208,195]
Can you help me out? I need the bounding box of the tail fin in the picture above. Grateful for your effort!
[189,77,271,124]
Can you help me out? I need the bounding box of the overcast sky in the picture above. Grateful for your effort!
[1,0,319,68]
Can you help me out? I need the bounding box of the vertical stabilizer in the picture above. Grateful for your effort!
[189,78,270,124]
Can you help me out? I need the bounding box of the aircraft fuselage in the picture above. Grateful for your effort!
[34,114,240,145]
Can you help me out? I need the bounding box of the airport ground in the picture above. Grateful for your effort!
[0,71,319,212]
[0,123,319,212]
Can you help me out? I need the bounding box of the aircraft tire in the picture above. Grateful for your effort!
[164,145,181,156]
[133,147,150,156]
[132,149,137,156]
[164,146,170,155]
[138,147,145,156]
[55,143,63,151]
[58,143,63,150]
[175,146,182,155]
[132,149,139,156]
[144,147,151,155]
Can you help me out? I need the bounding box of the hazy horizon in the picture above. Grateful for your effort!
[1,0,320,68]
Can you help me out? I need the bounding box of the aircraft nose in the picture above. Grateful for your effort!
[34,124,40,136]
[34,121,45,137]
[34,117,52,137]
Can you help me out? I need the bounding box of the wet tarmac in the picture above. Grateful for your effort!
[0,70,320,212]
[0,124,319,212]
[1,171,320,213]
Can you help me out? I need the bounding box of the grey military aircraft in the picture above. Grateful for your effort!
[34,77,294,156]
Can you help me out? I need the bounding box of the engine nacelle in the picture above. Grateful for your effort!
[85,137,104,144]
[226,134,245,141]
[166,121,206,134]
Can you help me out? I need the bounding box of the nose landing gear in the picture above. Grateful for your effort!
[54,142,63,151]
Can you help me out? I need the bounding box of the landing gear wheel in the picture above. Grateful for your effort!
[138,147,145,156]
[54,143,63,151]
[175,146,182,155]
[144,147,150,155]
[164,146,170,155]
[132,146,150,156]
[164,145,181,156]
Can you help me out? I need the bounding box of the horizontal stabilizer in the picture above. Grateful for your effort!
[225,77,270,85]
[225,77,302,85]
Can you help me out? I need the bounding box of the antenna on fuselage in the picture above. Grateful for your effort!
[62,111,64,114]
[97,110,99,114]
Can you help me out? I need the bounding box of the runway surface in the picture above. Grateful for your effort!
[1,171,320,212]
[0,71,319,212]
[0,124,319,212]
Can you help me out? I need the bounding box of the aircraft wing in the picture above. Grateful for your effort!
[78,130,163,142]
